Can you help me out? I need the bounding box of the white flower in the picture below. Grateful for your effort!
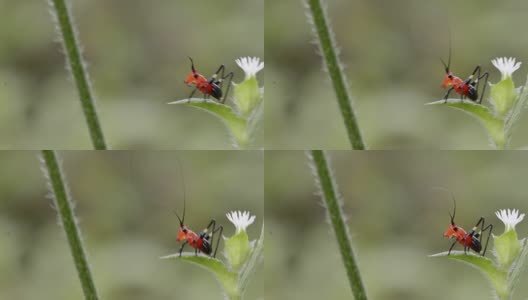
[495,209,525,232]
[491,57,522,80]
[235,57,263,80]
[226,211,255,234]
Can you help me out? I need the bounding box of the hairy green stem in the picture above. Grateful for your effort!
[308,150,368,300]
[41,150,100,300]
[306,0,366,149]
[48,0,107,149]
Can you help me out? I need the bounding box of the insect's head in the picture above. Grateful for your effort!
[441,72,454,89]
[176,226,188,241]
[174,211,188,241]
[184,57,200,85]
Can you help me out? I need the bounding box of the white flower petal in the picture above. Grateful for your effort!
[491,57,522,80]
[226,210,256,234]
[235,57,264,79]
[495,208,525,231]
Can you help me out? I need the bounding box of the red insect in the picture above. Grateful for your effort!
[174,167,223,258]
[442,192,493,256]
[184,57,234,104]
[440,46,489,104]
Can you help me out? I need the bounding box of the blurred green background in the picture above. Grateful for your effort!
[266,151,528,299]
[266,0,528,149]
[0,0,263,149]
[0,151,263,299]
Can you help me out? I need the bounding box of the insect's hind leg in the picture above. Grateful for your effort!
[204,219,224,258]
[219,72,234,104]
[470,66,489,104]
[474,217,493,256]
[476,72,489,104]
[209,64,234,104]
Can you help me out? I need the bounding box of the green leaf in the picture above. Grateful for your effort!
[494,230,521,270]
[505,75,528,137]
[247,96,264,139]
[490,78,517,118]
[238,224,264,295]
[168,98,249,148]
[233,77,261,118]
[430,251,508,299]
[160,253,239,299]
[426,99,506,149]
[224,230,251,272]
[508,238,528,298]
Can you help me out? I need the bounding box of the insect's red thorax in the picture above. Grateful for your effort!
[444,224,468,243]
[184,72,212,95]
[184,72,207,86]
[176,226,205,248]
[442,72,470,97]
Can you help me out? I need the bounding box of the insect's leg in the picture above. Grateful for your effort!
[188,88,197,103]
[220,72,234,104]
[204,219,224,258]
[460,93,464,103]
[448,240,457,255]
[212,64,226,78]
[443,87,454,103]
[474,217,493,256]
[477,72,489,104]
[195,247,198,256]
[179,240,188,257]
[481,223,493,256]
[208,65,226,86]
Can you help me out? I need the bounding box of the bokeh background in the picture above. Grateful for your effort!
[0,0,263,149]
[266,0,528,149]
[266,151,528,299]
[0,151,263,299]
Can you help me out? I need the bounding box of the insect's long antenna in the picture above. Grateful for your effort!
[440,57,449,73]
[174,210,183,226]
[188,57,196,73]
[176,157,186,224]
[432,186,456,225]
[174,157,187,226]
[447,35,451,72]
[449,193,456,225]
[440,29,452,73]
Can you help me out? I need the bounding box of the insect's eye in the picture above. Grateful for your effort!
[194,74,198,78]
[448,75,453,79]
[182,228,188,233]
[453,226,458,231]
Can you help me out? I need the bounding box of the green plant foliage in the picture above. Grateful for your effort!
[160,254,239,299]
[426,99,505,148]
[168,99,248,147]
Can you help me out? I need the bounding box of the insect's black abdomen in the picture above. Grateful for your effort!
[201,239,212,255]
[468,86,478,101]
[211,84,222,100]
[470,236,482,253]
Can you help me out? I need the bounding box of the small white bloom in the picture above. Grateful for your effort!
[226,211,256,234]
[491,57,522,80]
[235,57,263,80]
[495,209,525,232]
